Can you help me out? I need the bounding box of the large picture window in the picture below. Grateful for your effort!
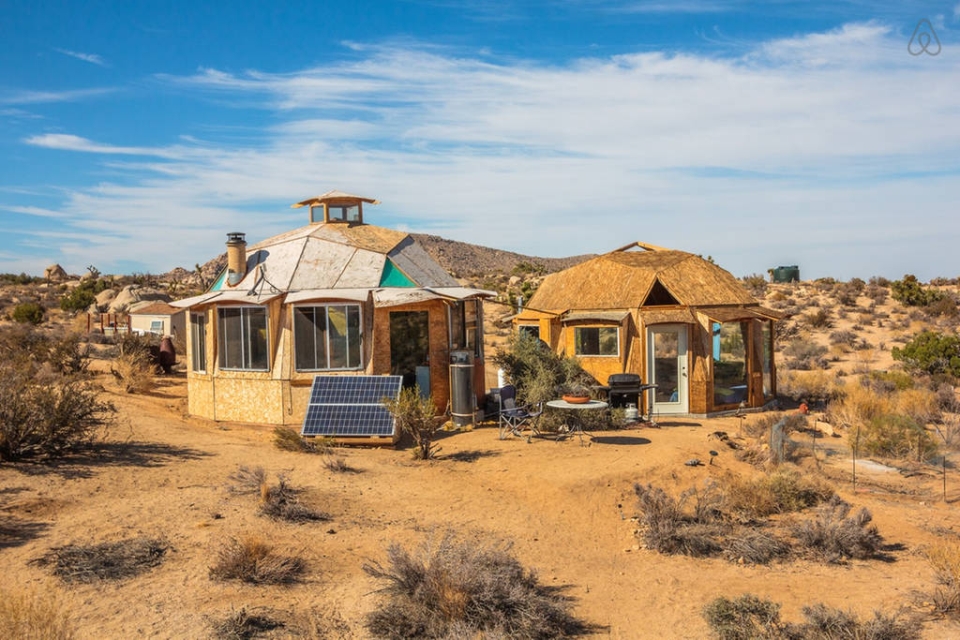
[712,320,748,405]
[574,326,619,356]
[218,306,269,371]
[190,312,207,373]
[294,304,362,371]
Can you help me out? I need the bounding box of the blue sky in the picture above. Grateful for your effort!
[1,1,958,281]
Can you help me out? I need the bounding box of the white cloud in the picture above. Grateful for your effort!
[0,88,114,106]
[54,48,108,67]
[8,22,960,279]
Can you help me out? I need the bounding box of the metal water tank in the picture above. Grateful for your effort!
[449,350,475,428]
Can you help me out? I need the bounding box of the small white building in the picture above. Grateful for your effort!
[128,301,186,339]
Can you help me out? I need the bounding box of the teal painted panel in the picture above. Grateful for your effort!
[379,259,416,287]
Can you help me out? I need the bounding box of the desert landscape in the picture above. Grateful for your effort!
[3,260,960,639]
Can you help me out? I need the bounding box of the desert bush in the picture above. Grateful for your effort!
[722,469,833,522]
[791,497,883,563]
[33,537,167,583]
[936,383,959,413]
[926,296,959,318]
[110,351,155,393]
[384,386,445,460]
[633,483,725,557]
[895,387,941,425]
[778,370,844,404]
[722,529,789,564]
[491,331,594,404]
[49,333,91,375]
[12,301,45,325]
[210,606,284,639]
[866,370,914,393]
[323,455,356,473]
[859,414,938,461]
[0,587,76,640]
[891,274,947,308]
[742,274,767,296]
[828,330,858,349]
[209,535,306,585]
[893,330,960,378]
[925,540,960,615]
[258,475,328,523]
[826,383,892,433]
[783,341,829,370]
[702,594,782,640]
[363,533,588,639]
[803,308,833,329]
[783,603,921,640]
[227,465,267,495]
[0,369,114,461]
[272,426,329,453]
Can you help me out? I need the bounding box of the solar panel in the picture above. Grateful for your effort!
[301,375,403,438]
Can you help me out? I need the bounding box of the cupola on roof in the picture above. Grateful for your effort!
[291,190,381,224]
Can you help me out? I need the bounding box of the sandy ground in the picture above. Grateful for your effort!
[3,369,960,639]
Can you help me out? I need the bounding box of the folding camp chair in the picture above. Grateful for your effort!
[498,384,543,440]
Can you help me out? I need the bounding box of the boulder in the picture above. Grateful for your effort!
[44,264,68,281]
[108,285,171,313]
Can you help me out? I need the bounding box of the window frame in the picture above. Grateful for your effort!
[217,305,270,372]
[573,325,620,357]
[293,303,364,372]
[190,311,207,373]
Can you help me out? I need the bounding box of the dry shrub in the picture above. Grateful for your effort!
[363,533,590,639]
[258,475,329,523]
[778,370,843,404]
[859,414,938,461]
[791,497,883,563]
[702,594,782,640]
[704,597,921,640]
[722,469,833,522]
[895,388,941,425]
[783,604,921,640]
[826,384,892,431]
[323,455,356,473]
[782,340,829,370]
[722,529,789,564]
[384,387,445,460]
[0,587,76,640]
[272,426,330,453]
[227,465,267,495]
[209,535,306,585]
[925,540,960,615]
[110,351,155,393]
[803,308,833,329]
[633,483,725,557]
[33,537,168,583]
[210,606,284,639]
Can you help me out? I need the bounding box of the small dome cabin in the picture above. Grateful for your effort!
[513,242,781,416]
[173,191,492,440]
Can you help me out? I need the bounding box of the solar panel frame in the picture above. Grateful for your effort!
[301,375,403,438]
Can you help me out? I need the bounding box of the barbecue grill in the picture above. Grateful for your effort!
[605,373,643,409]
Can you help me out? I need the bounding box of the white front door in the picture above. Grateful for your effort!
[647,324,689,415]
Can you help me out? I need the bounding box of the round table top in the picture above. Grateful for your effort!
[546,399,609,410]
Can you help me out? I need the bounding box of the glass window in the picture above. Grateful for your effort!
[328,204,360,222]
[449,300,481,357]
[574,326,619,356]
[713,321,748,406]
[294,304,362,371]
[762,320,773,399]
[190,312,207,373]
[518,324,540,340]
[217,307,269,371]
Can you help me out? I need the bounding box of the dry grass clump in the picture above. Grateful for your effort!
[924,540,960,615]
[33,537,168,583]
[722,469,833,522]
[633,482,727,557]
[258,476,329,523]
[782,340,829,370]
[778,370,843,404]
[272,426,331,453]
[227,465,267,495]
[703,595,921,640]
[209,606,285,639]
[0,587,76,640]
[323,455,356,473]
[209,535,306,585]
[363,533,591,639]
[791,497,884,563]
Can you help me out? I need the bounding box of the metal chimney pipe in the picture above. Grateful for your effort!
[226,232,247,286]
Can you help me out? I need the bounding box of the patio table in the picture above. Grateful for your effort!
[546,399,608,445]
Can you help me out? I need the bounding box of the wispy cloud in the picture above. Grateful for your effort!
[9,21,960,279]
[0,88,114,105]
[54,48,108,67]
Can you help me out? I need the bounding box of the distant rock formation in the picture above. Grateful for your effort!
[44,264,68,281]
